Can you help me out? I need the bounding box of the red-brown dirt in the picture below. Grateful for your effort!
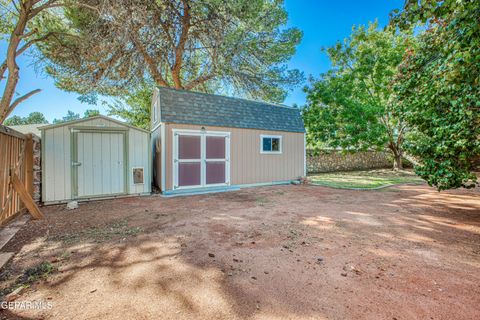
[1,184,479,320]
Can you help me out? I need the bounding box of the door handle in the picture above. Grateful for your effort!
[72,161,82,167]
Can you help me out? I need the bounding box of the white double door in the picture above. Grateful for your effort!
[173,131,230,189]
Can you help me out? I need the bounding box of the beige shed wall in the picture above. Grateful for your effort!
[164,123,305,191]
[42,117,150,203]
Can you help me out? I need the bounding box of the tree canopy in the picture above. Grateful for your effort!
[391,0,479,189]
[0,0,67,123]
[39,0,303,104]
[302,22,411,169]
[4,111,49,125]
[106,82,152,130]
[52,109,100,123]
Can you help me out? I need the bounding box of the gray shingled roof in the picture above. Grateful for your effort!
[158,87,305,133]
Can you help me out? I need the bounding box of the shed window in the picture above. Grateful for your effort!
[260,135,282,154]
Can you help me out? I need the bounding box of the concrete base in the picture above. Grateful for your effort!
[0,215,28,270]
[161,180,294,197]
[0,252,14,270]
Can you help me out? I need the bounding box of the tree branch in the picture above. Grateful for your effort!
[172,0,191,88]
[129,32,168,87]
[1,32,58,80]
[3,89,41,121]
[185,72,216,90]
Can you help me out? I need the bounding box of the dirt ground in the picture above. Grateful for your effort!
[1,184,479,320]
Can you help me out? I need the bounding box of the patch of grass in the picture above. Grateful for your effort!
[49,219,144,244]
[0,262,56,297]
[308,169,423,189]
[255,196,270,206]
[21,262,56,284]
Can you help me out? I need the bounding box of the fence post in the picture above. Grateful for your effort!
[24,134,34,197]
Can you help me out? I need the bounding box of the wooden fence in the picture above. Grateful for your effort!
[0,125,43,226]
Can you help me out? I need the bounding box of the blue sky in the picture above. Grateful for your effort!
[5,0,403,122]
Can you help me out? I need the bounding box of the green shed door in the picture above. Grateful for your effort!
[74,131,126,198]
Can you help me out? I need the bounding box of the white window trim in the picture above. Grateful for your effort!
[172,129,231,190]
[153,101,158,124]
[260,134,282,154]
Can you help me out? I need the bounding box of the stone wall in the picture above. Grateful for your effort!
[307,150,392,173]
[32,135,41,202]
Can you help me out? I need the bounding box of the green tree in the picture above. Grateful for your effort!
[53,110,80,124]
[391,0,479,190]
[4,111,48,125]
[0,0,62,123]
[303,22,411,169]
[83,109,100,118]
[39,0,303,104]
[0,1,109,123]
[52,109,100,124]
[107,83,152,130]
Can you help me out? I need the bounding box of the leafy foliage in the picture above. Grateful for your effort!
[52,109,100,124]
[106,82,152,130]
[302,22,410,169]
[4,112,49,125]
[53,110,80,124]
[39,0,304,104]
[391,0,479,190]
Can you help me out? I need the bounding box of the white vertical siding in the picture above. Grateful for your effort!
[42,117,150,203]
[128,128,150,194]
[43,126,72,202]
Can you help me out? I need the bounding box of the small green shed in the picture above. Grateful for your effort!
[40,116,151,204]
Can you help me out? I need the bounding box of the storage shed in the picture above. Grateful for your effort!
[151,87,306,195]
[41,116,150,204]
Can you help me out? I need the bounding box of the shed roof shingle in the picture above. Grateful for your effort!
[158,87,305,133]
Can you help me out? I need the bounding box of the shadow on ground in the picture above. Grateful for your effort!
[1,184,479,319]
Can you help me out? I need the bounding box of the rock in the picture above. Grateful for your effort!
[317,257,324,263]
[90,289,97,293]
[341,272,348,277]
[208,253,215,258]
[6,286,24,302]
[66,201,78,210]
[49,256,59,263]
[264,271,269,274]
[251,276,257,280]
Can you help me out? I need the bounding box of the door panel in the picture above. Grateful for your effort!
[205,135,227,185]
[178,135,201,159]
[206,136,225,159]
[178,162,201,186]
[177,134,202,188]
[206,161,226,184]
[175,132,229,189]
[76,132,125,198]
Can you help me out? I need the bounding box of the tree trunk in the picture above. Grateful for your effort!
[0,2,30,123]
[393,154,403,170]
[388,143,403,171]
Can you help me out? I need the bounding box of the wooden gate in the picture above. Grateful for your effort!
[0,125,43,225]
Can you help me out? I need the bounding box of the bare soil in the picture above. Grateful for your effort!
[1,184,479,320]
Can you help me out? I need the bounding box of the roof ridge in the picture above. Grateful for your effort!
[156,86,299,110]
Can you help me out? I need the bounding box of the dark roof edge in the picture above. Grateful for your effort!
[163,120,305,133]
[156,86,300,111]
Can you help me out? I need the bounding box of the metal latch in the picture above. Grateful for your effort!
[72,161,82,166]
